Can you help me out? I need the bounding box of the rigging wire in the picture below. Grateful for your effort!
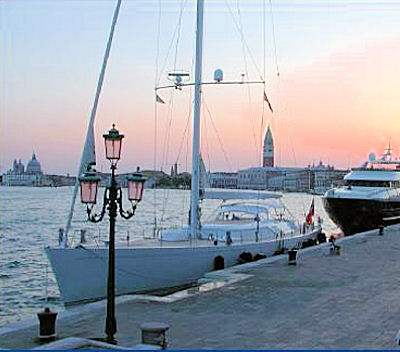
[160,90,175,173]
[159,0,186,174]
[175,90,193,164]
[268,0,280,77]
[157,0,187,227]
[253,0,268,208]
[156,0,190,86]
[153,0,162,236]
[159,90,176,224]
[181,57,196,224]
[266,0,281,166]
[174,56,195,169]
[184,102,191,222]
[160,0,185,169]
[259,0,267,169]
[171,87,193,224]
[180,55,197,222]
[235,0,260,166]
[172,0,186,71]
[202,98,212,174]
[223,0,264,81]
[202,94,233,172]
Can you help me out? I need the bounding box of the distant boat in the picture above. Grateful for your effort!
[46,0,322,305]
[323,144,400,235]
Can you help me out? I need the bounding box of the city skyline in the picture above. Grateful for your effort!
[2,1,400,174]
[0,147,354,176]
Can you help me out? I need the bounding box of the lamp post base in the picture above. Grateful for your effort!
[106,337,118,345]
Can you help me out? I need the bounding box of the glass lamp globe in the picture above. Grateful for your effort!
[79,170,101,204]
[103,124,124,166]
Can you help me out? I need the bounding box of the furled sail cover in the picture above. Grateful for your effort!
[81,124,96,171]
[199,156,209,192]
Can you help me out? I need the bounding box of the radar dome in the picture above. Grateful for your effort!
[214,69,223,82]
[368,153,376,162]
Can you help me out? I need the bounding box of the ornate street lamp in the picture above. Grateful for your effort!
[103,124,124,166]
[79,124,146,344]
[127,169,146,202]
[79,170,101,204]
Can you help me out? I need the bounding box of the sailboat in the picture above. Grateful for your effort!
[46,0,322,305]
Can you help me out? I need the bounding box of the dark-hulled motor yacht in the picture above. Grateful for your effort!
[323,145,400,235]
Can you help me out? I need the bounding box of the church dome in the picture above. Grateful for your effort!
[26,153,42,174]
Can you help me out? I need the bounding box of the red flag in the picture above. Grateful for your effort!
[263,91,273,113]
[306,199,314,225]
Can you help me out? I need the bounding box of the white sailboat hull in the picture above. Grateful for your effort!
[46,228,320,305]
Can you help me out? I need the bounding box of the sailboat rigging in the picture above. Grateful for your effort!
[46,0,322,305]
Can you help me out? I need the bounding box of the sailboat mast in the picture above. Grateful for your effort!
[190,0,205,240]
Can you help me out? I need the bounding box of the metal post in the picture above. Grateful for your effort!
[106,165,117,344]
[255,216,260,242]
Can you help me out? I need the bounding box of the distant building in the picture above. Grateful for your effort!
[13,159,25,174]
[3,153,45,186]
[238,166,303,190]
[312,161,347,194]
[238,162,347,193]
[26,153,42,174]
[238,167,278,189]
[262,124,274,167]
[282,169,312,192]
[208,172,238,189]
[170,163,178,177]
[236,127,348,192]
[267,174,285,190]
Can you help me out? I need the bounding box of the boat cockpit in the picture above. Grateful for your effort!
[207,200,289,224]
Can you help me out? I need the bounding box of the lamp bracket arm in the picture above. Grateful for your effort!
[117,188,137,219]
[87,188,109,223]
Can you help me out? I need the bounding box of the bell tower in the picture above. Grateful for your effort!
[262,124,274,167]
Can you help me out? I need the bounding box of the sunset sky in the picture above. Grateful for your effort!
[2,1,400,175]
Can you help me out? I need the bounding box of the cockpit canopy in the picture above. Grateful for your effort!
[209,199,287,223]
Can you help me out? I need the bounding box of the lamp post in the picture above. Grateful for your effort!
[79,124,146,344]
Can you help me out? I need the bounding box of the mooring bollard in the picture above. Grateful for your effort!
[288,249,297,266]
[140,322,169,349]
[37,307,57,341]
